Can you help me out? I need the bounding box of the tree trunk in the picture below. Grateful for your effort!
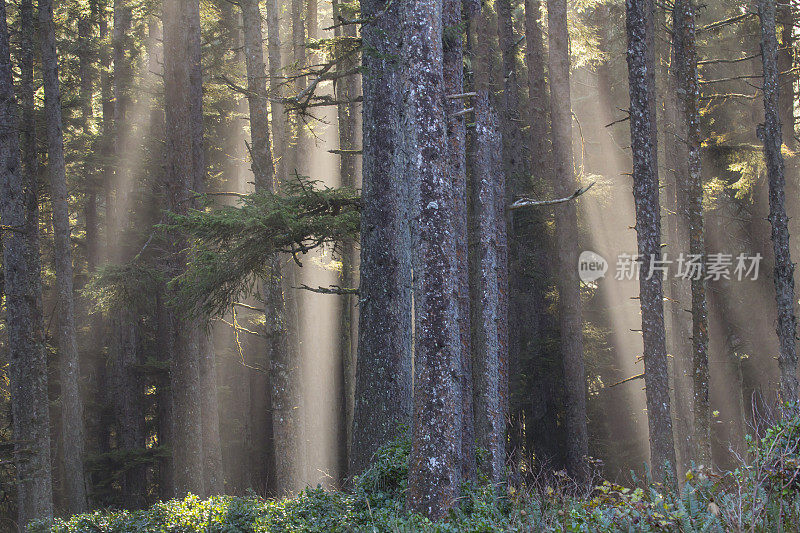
[199,332,223,495]
[1,2,54,526]
[350,0,413,477]
[240,0,296,494]
[495,0,519,436]
[443,0,475,483]
[779,1,795,148]
[673,0,711,466]
[625,0,677,484]
[546,0,589,482]
[403,0,463,518]
[332,0,359,483]
[38,0,89,513]
[163,0,205,496]
[758,0,799,405]
[265,0,287,180]
[471,92,506,486]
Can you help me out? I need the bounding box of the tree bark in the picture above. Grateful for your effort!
[350,0,413,477]
[674,0,711,466]
[471,92,506,486]
[38,0,89,514]
[163,0,205,496]
[546,0,589,482]
[443,0,475,483]
[403,0,463,518]
[240,0,297,494]
[265,0,287,180]
[332,0,359,483]
[778,1,795,148]
[758,0,799,405]
[199,332,223,495]
[625,0,677,484]
[1,1,54,526]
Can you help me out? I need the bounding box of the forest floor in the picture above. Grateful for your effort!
[36,421,800,532]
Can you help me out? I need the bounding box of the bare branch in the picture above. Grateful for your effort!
[509,182,595,211]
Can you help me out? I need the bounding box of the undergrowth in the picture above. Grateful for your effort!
[34,412,800,532]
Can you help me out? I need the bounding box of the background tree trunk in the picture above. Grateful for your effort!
[471,92,505,486]
[39,0,89,513]
[758,0,799,405]
[547,0,589,481]
[674,0,711,465]
[1,1,54,525]
[443,0,475,483]
[625,0,677,483]
[163,0,205,496]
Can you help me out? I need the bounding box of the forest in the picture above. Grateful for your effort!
[3,0,800,530]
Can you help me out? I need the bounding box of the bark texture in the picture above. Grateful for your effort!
[332,0,359,482]
[758,0,799,405]
[471,92,506,486]
[403,0,463,518]
[547,0,589,482]
[39,0,89,513]
[1,1,54,525]
[350,0,413,477]
[240,0,298,493]
[163,0,205,496]
[443,0,475,482]
[674,0,711,465]
[625,0,677,483]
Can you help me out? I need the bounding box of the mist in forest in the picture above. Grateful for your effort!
[4,0,800,529]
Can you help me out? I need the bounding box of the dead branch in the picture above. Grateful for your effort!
[509,182,595,211]
[295,284,359,295]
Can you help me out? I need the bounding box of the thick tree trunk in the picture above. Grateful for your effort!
[471,92,506,486]
[547,0,589,482]
[625,0,677,484]
[38,0,89,514]
[443,0,475,483]
[163,0,205,496]
[674,0,711,466]
[1,2,54,526]
[350,0,413,477]
[758,0,799,405]
[403,0,463,518]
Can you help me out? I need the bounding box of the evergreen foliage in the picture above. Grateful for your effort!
[162,174,360,318]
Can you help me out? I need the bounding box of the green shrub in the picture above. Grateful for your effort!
[33,418,800,532]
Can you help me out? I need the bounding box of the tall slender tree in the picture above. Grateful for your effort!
[1,0,54,525]
[673,0,711,465]
[39,0,89,514]
[442,0,475,482]
[758,0,799,405]
[332,0,359,481]
[471,92,506,486]
[547,0,589,481]
[350,0,413,477]
[625,0,677,483]
[240,0,299,494]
